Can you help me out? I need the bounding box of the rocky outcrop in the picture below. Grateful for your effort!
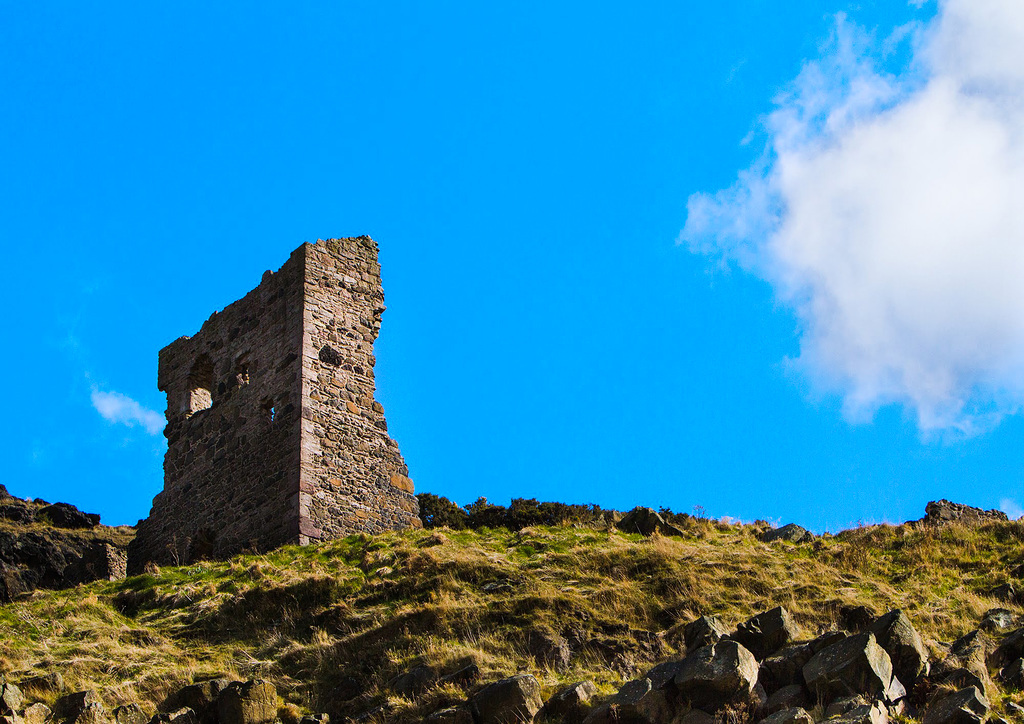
[616,508,684,537]
[0,486,132,602]
[921,500,1008,526]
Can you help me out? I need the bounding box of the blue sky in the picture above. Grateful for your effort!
[3,1,1023,532]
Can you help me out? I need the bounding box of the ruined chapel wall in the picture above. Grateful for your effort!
[297,238,419,541]
[128,251,306,569]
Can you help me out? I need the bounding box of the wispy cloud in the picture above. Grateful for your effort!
[681,1,1024,435]
[91,389,164,435]
[1001,498,1023,520]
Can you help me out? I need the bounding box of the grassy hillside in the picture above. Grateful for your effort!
[1,518,1023,722]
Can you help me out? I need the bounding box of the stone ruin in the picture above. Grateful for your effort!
[127,237,420,572]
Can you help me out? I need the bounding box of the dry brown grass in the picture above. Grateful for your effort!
[1,519,1022,722]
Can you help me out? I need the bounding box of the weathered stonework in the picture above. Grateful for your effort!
[127,237,419,572]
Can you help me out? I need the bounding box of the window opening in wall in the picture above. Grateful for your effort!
[187,354,214,417]
[235,357,250,387]
[262,398,277,424]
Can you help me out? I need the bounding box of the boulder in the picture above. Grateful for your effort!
[922,687,989,724]
[216,681,277,724]
[759,707,814,724]
[38,503,99,529]
[643,660,686,690]
[683,616,727,651]
[764,685,808,715]
[470,674,543,724]
[168,680,233,724]
[526,631,572,671]
[733,607,798,660]
[802,633,900,704]
[980,609,1016,632]
[53,691,102,722]
[921,500,1007,526]
[762,525,813,544]
[386,664,435,696]
[998,658,1024,689]
[759,644,814,693]
[113,705,147,724]
[0,683,24,717]
[839,606,876,633]
[438,664,480,689]
[869,610,929,685]
[426,708,473,724]
[71,704,110,724]
[990,627,1024,668]
[611,678,672,723]
[542,681,597,724]
[19,673,65,694]
[825,696,870,718]
[989,583,1021,605]
[616,508,684,537]
[674,640,760,709]
[297,715,328,724]
[22,704,51,724]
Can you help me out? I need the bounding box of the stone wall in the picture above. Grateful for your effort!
[298,239,419,542]
[128,238,418,572]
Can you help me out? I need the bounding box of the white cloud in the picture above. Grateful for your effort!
[1001,498,1023,520]
[91,389,165,435]
[681,1,1024,434]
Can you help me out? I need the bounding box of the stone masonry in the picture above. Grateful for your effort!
[127,237,419,571]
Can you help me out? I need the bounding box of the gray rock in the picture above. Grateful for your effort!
[616,508,684,537]
[470,674,543,724]
[437,664,480,689]
[675,640,760,709]
[70,703,109,724]
[0,683,24,717]
[990,583,1021,605]
[22,704,51,724]
[980,609,1016,632]
[18,674,65,694]
[112,705,147,724]
[53,692,102,722]
[825,696,870,718]
[38,503,99,529]
[998,658,1024,689]
[759,644,814,693]
[764,685,808,715]
[921,500,1008,526]
[839,607,876,633]
[168,680,232,724]
[733,607,798,660]
[386,664,435,696]
[684,616,728,652]
[527,631,571,671]
[762,525,813,544]
[613,679,652,705]
[922,686,989,724]
[803,633,899,704]
[643,660,686,690]
[991,627,1024,668]
[760,707,814,724]
[542,681,597,724]
[297,715,328,724]
[937,668,987,695]
[869,610,929,686]
[216,681,277,724]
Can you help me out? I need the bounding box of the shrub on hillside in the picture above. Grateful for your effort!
[417,494,612,531]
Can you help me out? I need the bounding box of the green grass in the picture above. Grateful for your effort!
[1,519,1023,722]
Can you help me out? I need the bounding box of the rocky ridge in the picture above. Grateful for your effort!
[0,485,132,603]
